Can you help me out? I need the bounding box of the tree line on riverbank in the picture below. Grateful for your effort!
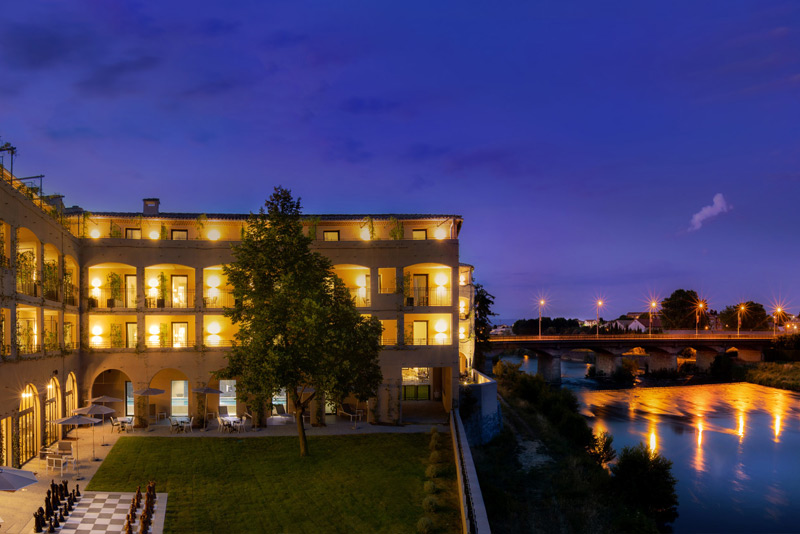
[472,361,678,533]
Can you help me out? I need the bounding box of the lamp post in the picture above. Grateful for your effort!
[696,302,704,337]
[737,304,745,337]
[538,299,545,339]
[774,307,782,337]
[596,300,603,338]
[650,301,657,337]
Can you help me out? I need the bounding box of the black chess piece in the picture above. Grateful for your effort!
[75,483,81,498]
[44,498,53,519]
[62,504,69,517]
[47,518,55,533]
[33,511,43,533]
[58,508,65,523]
[60,481,68,499]
[52,512,60,529]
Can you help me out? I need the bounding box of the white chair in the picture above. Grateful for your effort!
[182,417,194,433]
[46,456,64,476]
[169,417,181,433]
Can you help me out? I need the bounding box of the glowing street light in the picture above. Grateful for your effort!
[774,307,783,337]
[538,299,545,339]
[596,300,603,338]
[650,300,658,337]
[737,303,746,337]
[696,301,705,337]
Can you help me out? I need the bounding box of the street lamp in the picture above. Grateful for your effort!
[650,301,657,337]
[737,304,745,337]
[538,299,545,339]
[774,307,783,337]
[596,300,603,338]
[696,301,705,337]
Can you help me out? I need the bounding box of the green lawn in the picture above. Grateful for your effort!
[87,433,459,534]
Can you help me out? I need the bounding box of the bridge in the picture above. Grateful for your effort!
[488,333,775,383]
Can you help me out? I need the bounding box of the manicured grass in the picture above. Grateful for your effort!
[746,362,800,392]
[87,434,459,534]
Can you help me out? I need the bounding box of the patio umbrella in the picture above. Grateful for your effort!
[54,415,100,480]
[133,388,165,430]
[73,404,115,451]
[89,396,123,445]
[192,386,223,430]
[0,467,38,492]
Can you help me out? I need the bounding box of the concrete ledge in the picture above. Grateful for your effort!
[451,411,491,534]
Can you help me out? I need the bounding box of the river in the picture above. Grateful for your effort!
[504,355,800,533]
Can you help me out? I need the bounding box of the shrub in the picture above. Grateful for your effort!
[612,358,638,385]
[429,450,444,464]
[416,516,434,534]
[422,495,439,513]
[429,432,441,451]
[611,443,678,529]
[425,464,442,478]
[587,431,616,467]
[423,480,438,494]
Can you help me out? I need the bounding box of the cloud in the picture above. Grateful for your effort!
[76,55,161,96]
[689,193,731,231]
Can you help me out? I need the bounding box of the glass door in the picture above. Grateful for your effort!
[171,275,188,308]
[125,274,137,308]
[125,382,134,416]
[413,274,428,306]
[413,320,428,346]
[171,380,188,416]
[126,323,138,349]
[172,322,188,348]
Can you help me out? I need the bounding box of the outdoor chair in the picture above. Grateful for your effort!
[275,404,295,422]
[217,415,232,433]
[169,417,181,433]
[57,441,74,456]
[181,417,194,433]
[218,405,230,417]
[338,404,363,422]
[111,416,121,433]
[46,456,65,476]
[241,413,253,432]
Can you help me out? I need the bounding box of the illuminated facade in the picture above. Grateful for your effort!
[0,166,475,466]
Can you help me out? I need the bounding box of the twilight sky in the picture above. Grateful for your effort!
[1,2,799,322]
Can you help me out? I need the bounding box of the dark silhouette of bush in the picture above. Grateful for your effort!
[611,443,678,531]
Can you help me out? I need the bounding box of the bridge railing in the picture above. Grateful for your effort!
[490,333,776,342]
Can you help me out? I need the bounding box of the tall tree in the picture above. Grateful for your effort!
[660,289,708,330]
[221,187,383,456]
[473,282,497,370]
[719,301,769,331]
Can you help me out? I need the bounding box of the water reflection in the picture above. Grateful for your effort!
[575,382,800,533]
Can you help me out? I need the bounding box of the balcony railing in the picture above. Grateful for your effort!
[380,337,397,346]
[203,290,236,308]
[348,287,371,307]
[405,287,451,307]
[404,335,452,346]
[378,286,396,294]
[203,339,234,348]
[144,337,194,348]
[43,284,60,302]
[89,338,136,349]
[17,343,41,354]
[144,290,196,309]
[65,284,78,306]
[16,276,37,297]
[88,287,136,309]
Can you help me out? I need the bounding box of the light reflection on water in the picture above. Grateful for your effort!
[577,382,800,533]
[504,357,800,533]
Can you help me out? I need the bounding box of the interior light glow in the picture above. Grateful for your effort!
[434,320,448,333]
[90,229,101,239]
[149,230,159,240]
[459,274,466,285]
[434,273,448,287]
[207,322,221,335]
[207,275,221,288]
[208,334,221,346]
[148,278,158,288]
[207,229,221,241]
[360,227,371,241]
[149,325,160,335]
[91,325,102,336]
[434,227,447,240]
[91,278,102,288]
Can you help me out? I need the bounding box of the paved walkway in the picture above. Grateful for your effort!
[0,413,448,533]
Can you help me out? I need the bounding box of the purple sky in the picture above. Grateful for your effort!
[2,2,799,322]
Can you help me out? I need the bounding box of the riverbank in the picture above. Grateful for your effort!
[745,361,800,392]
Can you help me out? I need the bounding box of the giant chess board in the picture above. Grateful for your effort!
[56,491,167,534]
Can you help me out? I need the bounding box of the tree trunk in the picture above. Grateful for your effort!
[296,406,308,456]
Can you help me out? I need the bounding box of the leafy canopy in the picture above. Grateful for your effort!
[221,187,383,455]
[660,289,707,330]
[719,301,769,331]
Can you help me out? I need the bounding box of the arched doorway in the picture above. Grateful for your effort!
[64,373,78,436]
[19,384,40,465]
[44,377,61,446]
[91,369,134,421]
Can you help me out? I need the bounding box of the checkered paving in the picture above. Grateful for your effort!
[55,491,167,534]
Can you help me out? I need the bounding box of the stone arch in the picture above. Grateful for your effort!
[44,376,61,446]
[64,254,79,305]
[144,263,195,309]
[18,383,41,466]
[333,264,371,307]
[90,368,135,419]
[64,372,78,436]
[15,227,40,297]
[42,242,61,301]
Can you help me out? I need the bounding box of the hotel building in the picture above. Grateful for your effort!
[0,164,476,467]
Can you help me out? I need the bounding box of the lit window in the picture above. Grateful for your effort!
[323,231,339,242]
[171,229,188,240]
[125,228,142,239]
[412,229,427,240]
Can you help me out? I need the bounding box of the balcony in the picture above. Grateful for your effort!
[65,284,78,306]
[145,290,196,309]
[404,287,451,307]
[348,287,371,307]
[203,290,236,309]
[16,275,37,297]
[404,335,452,346]
[88,287,136,309]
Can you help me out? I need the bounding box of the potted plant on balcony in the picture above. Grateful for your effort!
[157,272,168,308]
[402,271,413,306]
[106,272,123,308]
[110,324,123,348]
